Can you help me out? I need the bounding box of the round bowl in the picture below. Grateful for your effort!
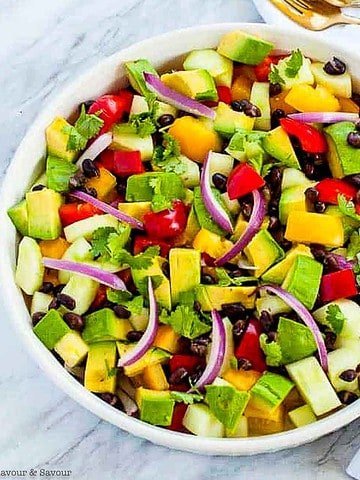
[1,23,359,456]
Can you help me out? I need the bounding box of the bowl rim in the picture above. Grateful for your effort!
[0,22,359,456]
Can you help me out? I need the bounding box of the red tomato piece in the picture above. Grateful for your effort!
[169,355,203,374]
[280,118,328,154]
[227,163,265,200]
[59,203,101,227]
[315,178,357,205]
[167,403,188,432]
[320,269,358,303]
[133,236,172,257]
[143,201,188,240]
[89,90,133,134]
[235,319,267,373]
[217,86,232,104]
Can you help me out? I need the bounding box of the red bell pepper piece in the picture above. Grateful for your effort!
[89,90,133,134]
[315,178,357,205]
[133,236,172,257]
[320,269,358,303]
[227,163,265,200]
[217,86,232,104]
[280,118,328,154]
[201,252,216,267]
[59,202,101,227]
[169,355,203,374]
[167,403,188,432]
[99,150,144,177]
[254,55,287,82]
[235,319,267,373]
[143,200,188,240]
[90,284,108,311]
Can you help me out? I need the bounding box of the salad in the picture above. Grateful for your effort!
[8,29,360,438]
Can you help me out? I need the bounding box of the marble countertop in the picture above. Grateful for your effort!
[0,0,359,478]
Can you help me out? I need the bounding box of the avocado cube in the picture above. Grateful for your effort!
[125,172,185,203]
[161,69,218,102]
[288,405,316,428]
[325,122,360,178]
[132,257,171,310]
[169,248,201,304]
[263,126,300,169]
[8,199,29,236]
[250,372,294,413]
[125,59,158,96]
[135,387,175,426]
[196,285,257,311]
[26,188,63,240]
[84,342,117,393]
[217,30,274,65]
[193,187,228,236]
[54,331,89,368]
[117,343,171,377]
[245,229,284,278]
[33,309,71,350]
[262,245,313,285]
[83,308,132,343]
[214,102,255,138]
[46,117,78,162]
[111,124,154,161]
[182,403,224,438]
[282,255,323,310]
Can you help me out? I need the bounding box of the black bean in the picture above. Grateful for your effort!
[356,191,360,205]
[201,274,216,285]
[339,369,357,382]
[245,104,261,118]
[57,293,76,311]
[338,391,358,405]
[355,121,360,133]
[237,358,253,371]
[347,131,360,148]
[311,244,327,262]
[344,174,360,188]
[169,367,188,384]
[116,182,127,196]
[259,311,274,333]
[39,282,54,294]
[48,297,60,310]
[324,331,337,351]
[233,319,248,338]
[231,99,261,118]
[240,201,252,220]
[314,201,326,213]
[188,365,204,386]
[83,186,98,198]
[32,311,46,326]
[352,93,360,107]
[271,109,286,129]
[324,57,346,76]
[305,187,319,204]
[63,312,84,331]
[126,330,143,342]
[158,114,175,128]
[212,173,228,192]
[82,159,100,178]
[82,100,95,112]
[32,184,46,191]
[194,301,202,313]
[266,166,282,190]
[268,216,281,232]
[53,284,65,295]
[221,302,247,322]
[268,200,279,216]
[356,364,360,374]
[269,83,282,97]
[190,335,210,356]
[99,393,119,407]
[69,172,87,190]
[231,100,246,112]
[113,305,131,319]
[304,162,315,179]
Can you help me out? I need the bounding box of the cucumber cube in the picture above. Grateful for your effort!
[288,404,316,428]
[183,403,225,438]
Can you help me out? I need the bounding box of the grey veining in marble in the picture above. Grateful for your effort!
[0,1,359,479]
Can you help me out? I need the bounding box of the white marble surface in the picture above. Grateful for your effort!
[0,1,359,479]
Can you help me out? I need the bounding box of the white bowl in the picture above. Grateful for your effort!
[0,23,359,456]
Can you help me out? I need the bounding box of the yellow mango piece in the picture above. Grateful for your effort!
[248,416,284,436]
[142,364,169,391]
[169,116,222,163]
[118,202,151,220]
[223,369,262,392]
[234,65,257,82]
[193,228,234,259]
[231,75,252,101]
[270,90,297,115]
[338,97,359,113]
[86,167,117,200]
[153,325,180,354]
[285,84,340,112]
[39,238,70,259]
[245,403,284,423]
[285,211,344,247]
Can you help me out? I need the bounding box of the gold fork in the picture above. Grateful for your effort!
[270,0,360,30]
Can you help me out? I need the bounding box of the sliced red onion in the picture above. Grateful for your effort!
[200,152,233,233]
[216,189,266,266]
[70,190,144,230]
[117,389,138,415]
[192,310,226,390]
[260,285,328,371]
[118,277,158,367]
[144,73,216,120]
[76,132,113,168]
[42,257,128,290]
[288,112,359,124]
[326,253,354,270]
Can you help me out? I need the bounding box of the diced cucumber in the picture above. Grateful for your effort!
[54,331,89,368]
[111,124,153,161]
[130,307,149,331]
[328,347,360,393]
[176,156,200,188]
[15,237,44,295]
[256,294,292,316]
[279,185,309,225]
[288,405,316,427]
[183,49,233,88]
[311,62,352,99]
[64,214,119,243]
[30,291,52,315]
[286,356,341,416]
[275,54,314,90]
[208,152,234,185]
[60,274,99,315]
[313,299,360,340]
[250,82,271,131]
[221,192,240,215]
[225,416,248,438]
[58,237,93,283]
[130,95,178,120]
[281,168,313,191]
[8,200,29,236]
[182,404,225,438]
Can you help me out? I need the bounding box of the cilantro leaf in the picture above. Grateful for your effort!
[285,49,303,78]
[170,391,204,404]
[130,114,157,137]
[160,305,211,339]
[338,194,360,222]
[178,290,196,306]
[63,105,104,151]
[149,177,173,212]
[90,225,131,261]
[215,268,257,287]
[325,305,345,335]
[152,133,185,176]
[115,245,160,270]
[269,65,285,86]
[107,289,133,304]
[135,275,164,296]
[91,227,118,258]
[347,229,360,260]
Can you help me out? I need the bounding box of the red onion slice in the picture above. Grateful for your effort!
[200,152,233,233]
[260,285,328,371]
[76,132,113,168]
[118,277,158,367]
[70,190,144,230]
[216,189,266,266]
[144,73,216,120]
[42,257,127,290]
[288,112,359,124]
[192,310,226,390]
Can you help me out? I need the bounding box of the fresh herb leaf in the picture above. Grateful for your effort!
[136,275,164,296]
[269,65,285,86]
[130,114,157,137]
[338,194,360,222]
[285,49,303,78]
[91,227,118,258]
[63,105,104,151]
[215,268,257,287]
[325,304,345,335]
[170,391,204,404]
[152,133,185,175]
[90,225,130,261]
[178,290,196,306]
[347,229,360,260]
[160,305,211,339]
[115,245,160,270]
[149,177,173,212]
[107,289,133,304]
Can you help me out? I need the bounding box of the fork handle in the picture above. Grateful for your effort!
[339,13,360,24]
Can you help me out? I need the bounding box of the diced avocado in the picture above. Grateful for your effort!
[205,378,250,431]
[46,117,78,162]
[46,155,78,193]
[132,256,171,309]
[183,49,233,88]
[117,343,170,377]
[245,229,284,278]
[275,53,314,90]
[175,206,201,247]
[63,214,119,243]
[196,285,256,311]
[60,274,99,315]
[32,172,48,190]
[33,309,71,350]
[153,155,200,189]
[58,238,93,283]
[250,82,271,131]
[161,69,218,102]
[220,317,235,376]
[288,405,316,428]
[26,188,63,240]
[30,291,52,315]
[111,124,153,161]
[328,347,360,393]
[129,307,149,332]
[169,248,201,304]
[8,199,29,236]
[84,341,117,393]
[286,356,341,416]
[324,122,360,178]
[208,152,234,183]
[221,192,240,216]
[325,205,360,242]
[135,388,174,426]
[54,331,89,368]
[225,416,248,438]
[281,255,323,310]
[260,317,317,366]
[83,308,131,343]
[15,236,44,295]
[130,94,178,120]
[249,372,294,414]
[193,186,228,236]
[279,185,312,225]
[118,201,151,221]
[263,127,300,169]
[125,59,158,96]
[281,168,313,191]
[311,62,352,98]
[125,172,185,203]
[217,30,274,65]
[183,403,225,438]
[262,245,313,284]
[256,294,291,317]
[225,131,267,167]
[313,299,360,340]
[214,102,255,138]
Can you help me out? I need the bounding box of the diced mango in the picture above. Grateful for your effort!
[245,403,284,423]
[223,369,262,392]
[248,416,285,435]
[142,364,169,391]
[193,228,234,260]
[169,116,222,163]
[153,325,180,354]
[118,202,151,220]
[285,84,340,112]
[233,65,257,82]
[338,97,359,114]
[231,75,252,101]
[39,238,70,259]
[270,90,297,115]
[86,167,117,200]
[285,211,344,247]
